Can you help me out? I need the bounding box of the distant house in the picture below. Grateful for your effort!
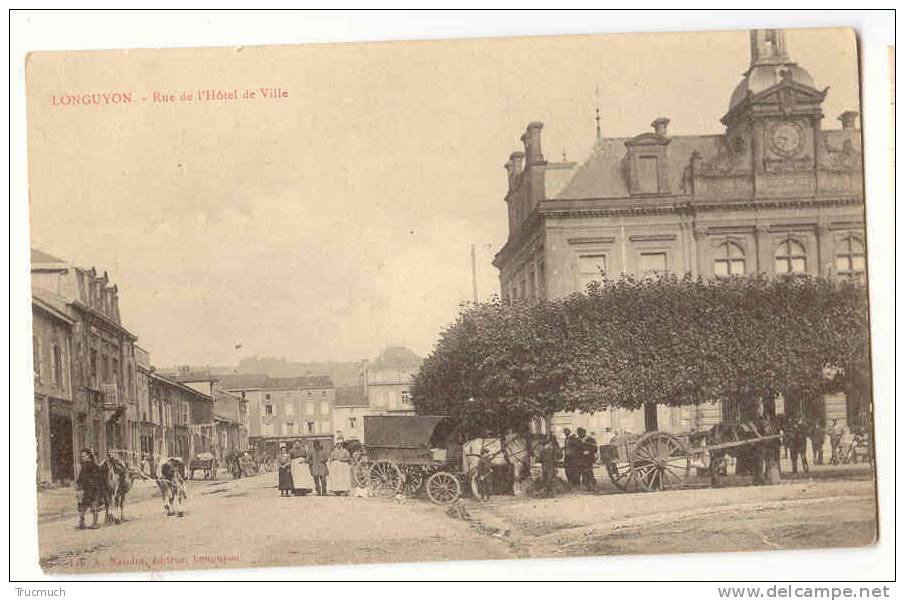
[161,367,250,462]
[219,373,335,453]
[333,385,372,441]
[361,346,422,416]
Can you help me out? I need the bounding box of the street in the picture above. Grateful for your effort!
[37,468,877,575]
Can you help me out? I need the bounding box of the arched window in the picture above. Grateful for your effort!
[836,236,866,283]
[714,242,746,276]
[774,239,807,274]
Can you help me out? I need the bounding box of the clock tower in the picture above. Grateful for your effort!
[721,28,828,198]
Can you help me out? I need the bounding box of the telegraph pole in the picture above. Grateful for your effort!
[470,244,478,303]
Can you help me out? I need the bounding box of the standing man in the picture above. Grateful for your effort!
[576,428,598,491]
[309,440,329,496]
[75,449,105,530]
[810,417,826,465]
[563,428,580,488]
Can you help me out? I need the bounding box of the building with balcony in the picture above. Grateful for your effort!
[31,249,140,467]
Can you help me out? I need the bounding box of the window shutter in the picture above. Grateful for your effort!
[37,338,44,383]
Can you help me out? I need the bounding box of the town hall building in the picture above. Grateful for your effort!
[493,29,866,439]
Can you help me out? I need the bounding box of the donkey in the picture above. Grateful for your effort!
[99,453,142,524]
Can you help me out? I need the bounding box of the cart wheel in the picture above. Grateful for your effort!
[631,431,689,492]
[606,461,635,492]
[426,471,461,504]
[368,461,403,497]
[401,465,424,495]
[353,459,371,489]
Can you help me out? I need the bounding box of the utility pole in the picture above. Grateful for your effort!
[470,244,478,303]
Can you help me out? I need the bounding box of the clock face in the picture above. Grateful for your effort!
[770,121,804,157]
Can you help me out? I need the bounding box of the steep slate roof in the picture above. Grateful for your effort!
[334,385,369,408]
[207,373,334,390]
[268,375,334,389]
[32,287,73,319]
[216,373,271,390]
[554,135,723,200]
[553,128,860,203]
[31,248,67,264]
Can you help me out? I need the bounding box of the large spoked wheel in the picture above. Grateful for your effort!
[426,471,461,504]
[368,461,403,497]
[631,431,690,492]
[606,461,636,492]
[353,458,371,489]
[400,465,425,495]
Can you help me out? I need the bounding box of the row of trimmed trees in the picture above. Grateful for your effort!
[410,274,871,439]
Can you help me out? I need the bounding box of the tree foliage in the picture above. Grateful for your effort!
[410,275,870,434]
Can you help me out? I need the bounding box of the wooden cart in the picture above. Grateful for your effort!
[188,452,218,480]
[600,430,781,492]
[360,415,465,504]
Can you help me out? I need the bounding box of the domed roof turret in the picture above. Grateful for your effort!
[727,29,819,111]
[729,63,817,110]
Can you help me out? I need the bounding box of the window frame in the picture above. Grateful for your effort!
[774,238,808,275]
[835,236,866,282]
[713,241,747,277]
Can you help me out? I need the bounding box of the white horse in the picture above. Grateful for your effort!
[461,434,536,481]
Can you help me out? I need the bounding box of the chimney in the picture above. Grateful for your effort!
[652,117,671,136]
[504,151,525,192]
[838,110,859,130]
[524,121,545,165]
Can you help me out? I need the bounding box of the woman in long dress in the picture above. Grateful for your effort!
[289,441,315,494]
[328,442,353,495]
[277,450,293,497]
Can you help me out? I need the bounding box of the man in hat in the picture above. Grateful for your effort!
[562,427,580,488]
[575,428,598,491]
[75,448,105,529]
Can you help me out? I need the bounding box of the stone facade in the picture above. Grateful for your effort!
[493,29,866,439]
[31,249,140,467]
[219,374,335,451]
[32,293,76,486]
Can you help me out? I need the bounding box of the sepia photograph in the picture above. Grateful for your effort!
[12,10,894,584]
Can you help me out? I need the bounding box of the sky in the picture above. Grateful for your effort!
[25,28,860,367]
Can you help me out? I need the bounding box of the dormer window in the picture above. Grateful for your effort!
[625,118,671,196]
[636,155,660,193]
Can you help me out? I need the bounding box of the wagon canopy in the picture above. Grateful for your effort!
[363,415,458,449]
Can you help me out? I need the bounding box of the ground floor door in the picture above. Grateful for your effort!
[49,413,74,483]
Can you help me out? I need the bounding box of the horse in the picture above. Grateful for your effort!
[223,452,242,479]
[692,416,781,487]
[461,433,550,495]
[98,455,143,525]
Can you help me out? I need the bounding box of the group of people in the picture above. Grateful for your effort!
[277,440,353,497]
[562,427,599,491]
